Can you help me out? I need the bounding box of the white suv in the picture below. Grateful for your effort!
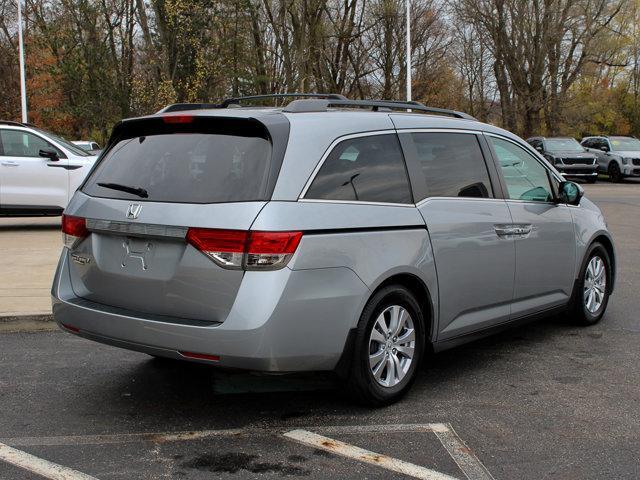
[0,121,97,216]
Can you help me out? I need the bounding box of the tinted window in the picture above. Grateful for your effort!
[545,138,583,152]
[411,132,493,199]
[305,134,412,204]
[490,137,553,202]
[0,130,62,158]
[83,133,272,203]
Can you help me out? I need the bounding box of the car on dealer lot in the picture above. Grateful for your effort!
[0,121,98,216]
[52,94,616,406]
[527,136,598,183]
[581,135,640,182]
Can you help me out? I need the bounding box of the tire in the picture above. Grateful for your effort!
[344,285,425,406]
[570,243,612,326]
[608,162,623,183]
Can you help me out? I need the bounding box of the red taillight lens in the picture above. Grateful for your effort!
[247,231,303,254]
[162,114,194,124]
[186,228,247,269]
[186,228,303,270]
[186,228,247,253]
[61,214,88,248]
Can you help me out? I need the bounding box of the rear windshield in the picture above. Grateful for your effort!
[83,129,272,203]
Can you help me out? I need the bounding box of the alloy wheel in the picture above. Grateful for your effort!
[368,305,416,388]
[583,256,607,314]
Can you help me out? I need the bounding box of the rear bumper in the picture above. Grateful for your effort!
[52,251,369,372]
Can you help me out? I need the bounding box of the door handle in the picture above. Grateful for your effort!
[1,161,19,167]
[494,224,533,237]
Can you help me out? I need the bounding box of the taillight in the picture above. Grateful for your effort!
[61,214,88,248]
[186,228,247,269]
[245,231,303,270]
[186,228,303,271]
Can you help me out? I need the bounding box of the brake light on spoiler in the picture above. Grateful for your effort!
[186,228,303,271]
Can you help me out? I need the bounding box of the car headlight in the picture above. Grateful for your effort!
[621,158,629,165]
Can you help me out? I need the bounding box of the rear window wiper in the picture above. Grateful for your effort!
[96,182,149,198]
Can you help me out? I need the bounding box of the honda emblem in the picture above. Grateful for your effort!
[126,204,142,219]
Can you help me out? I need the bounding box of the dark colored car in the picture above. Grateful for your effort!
[527,137,598,183]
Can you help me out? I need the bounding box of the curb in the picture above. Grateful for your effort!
[0,314,57,333]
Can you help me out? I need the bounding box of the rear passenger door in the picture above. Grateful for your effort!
[486,135,575,318]
[399,130,516,340]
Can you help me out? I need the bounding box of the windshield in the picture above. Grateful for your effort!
[83,132,273,203]
[610,137,640,151]
[34,127,91,156]
[545,138,583,152]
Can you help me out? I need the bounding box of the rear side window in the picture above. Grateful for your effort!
[0,130,63,158]
[304,134,412,204]
[83,127,272,204]
[410,132,493,199]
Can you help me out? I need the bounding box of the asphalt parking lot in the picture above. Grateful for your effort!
[1,180,639,479]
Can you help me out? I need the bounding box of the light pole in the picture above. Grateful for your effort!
[17,0,28,123]
[405,0,411,102]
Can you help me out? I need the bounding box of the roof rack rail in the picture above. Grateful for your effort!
[158,93,348,113]
[283,99,476,120]
[0,120,28,127]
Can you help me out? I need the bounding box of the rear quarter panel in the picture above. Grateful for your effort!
[252,201,440,338]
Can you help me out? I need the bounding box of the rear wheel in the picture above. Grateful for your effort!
[570,243,611,326]
[608,162,623,183]
[344,285,425,406]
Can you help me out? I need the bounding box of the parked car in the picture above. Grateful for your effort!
[581,135,640,182]
[0,121,98,216]
[72,140,102,156]
[52,94,616,406]
[527,136,598,183]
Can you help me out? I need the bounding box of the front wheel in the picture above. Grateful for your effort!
[608,162,623,183]
[344,285,425,406]
[570,243,612,326]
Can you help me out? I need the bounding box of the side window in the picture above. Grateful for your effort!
[411,132,493,200]
[490,137,554,203]
[304,134,412,204]
[0,130,61,158]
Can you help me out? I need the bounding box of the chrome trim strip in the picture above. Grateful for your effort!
[298,198,414,208]
[86,218,187,239]
[415,197,505,208]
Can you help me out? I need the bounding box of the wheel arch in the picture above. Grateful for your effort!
[590,234,616,293]
[372,272,435,345]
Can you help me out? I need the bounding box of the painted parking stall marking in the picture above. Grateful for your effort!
[284,429,458,480]
[285,423,495,480]
[1,423,495,479]
[0,441,97,480]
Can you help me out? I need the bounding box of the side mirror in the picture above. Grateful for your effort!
[535,145,543,152]
[600,146,609,152]
[39,148,59,162]
[558,181,583,206]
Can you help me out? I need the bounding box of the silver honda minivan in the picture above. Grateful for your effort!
[52,94,616,405]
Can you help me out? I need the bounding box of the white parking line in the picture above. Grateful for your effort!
[284,429,459,480]
[0,442,97,480]
[431,424,496,480]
